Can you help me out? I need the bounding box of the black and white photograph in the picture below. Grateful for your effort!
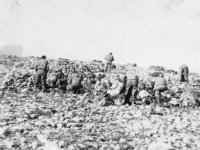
[0,0,200,149]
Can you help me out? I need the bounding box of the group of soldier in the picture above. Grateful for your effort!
[33,53,114,92]
[34,56,82,93]
[33,53,189,105]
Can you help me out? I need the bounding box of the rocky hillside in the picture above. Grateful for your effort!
[0,55,200,150]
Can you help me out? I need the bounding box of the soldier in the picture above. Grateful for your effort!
[179,64,189,83]
[66,74,83,94]
[49,69,65,92]
[48,71,57,91]
[154,74,168,105]
[124,72,139,105]
[34,55,49,92]
[104,52,114,73]
[59,69,69,91]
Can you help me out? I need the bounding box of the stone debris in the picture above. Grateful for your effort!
[0,55,200,149]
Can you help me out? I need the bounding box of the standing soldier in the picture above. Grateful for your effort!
[34,55,49,92]
[154,74,168,105]
[104,52,114,73]
[179,64,189,83]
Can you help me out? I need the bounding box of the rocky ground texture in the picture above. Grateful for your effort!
[0,55,200,150]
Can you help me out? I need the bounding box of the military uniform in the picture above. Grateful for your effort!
[124,73,139,105]
[34,58,49,91]
[179,64,189,82]
[155,75,168,104]
[66,75,83,93]
[57,72,68,90]
[105,53,114,73]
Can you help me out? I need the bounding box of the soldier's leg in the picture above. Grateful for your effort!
[184,67,188,82]
[41,73,47,92]
[124,82,133,105]
[34,73,41,92]
[118,93,125,104]
[179,67,183,82]
[104,62,108,73]
[131,87,138,105]
[108,62,112,72]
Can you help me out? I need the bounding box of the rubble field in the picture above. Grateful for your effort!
[0,55,200,150]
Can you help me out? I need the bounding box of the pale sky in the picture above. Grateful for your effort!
[0,0,200,73]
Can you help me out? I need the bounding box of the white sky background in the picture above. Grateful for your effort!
[0,0,200,72]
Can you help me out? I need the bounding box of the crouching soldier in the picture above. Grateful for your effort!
[57,69,68,92]
[124,72,139,105]
[48,71,57,91]
[179,64,189,83]
[54,69,64,91]
[94,76,105,95]
[34,55,49,92]
[28,76,35,90]
[66,74,83,94]
[154,74,168,105]
[50,69,68,92]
